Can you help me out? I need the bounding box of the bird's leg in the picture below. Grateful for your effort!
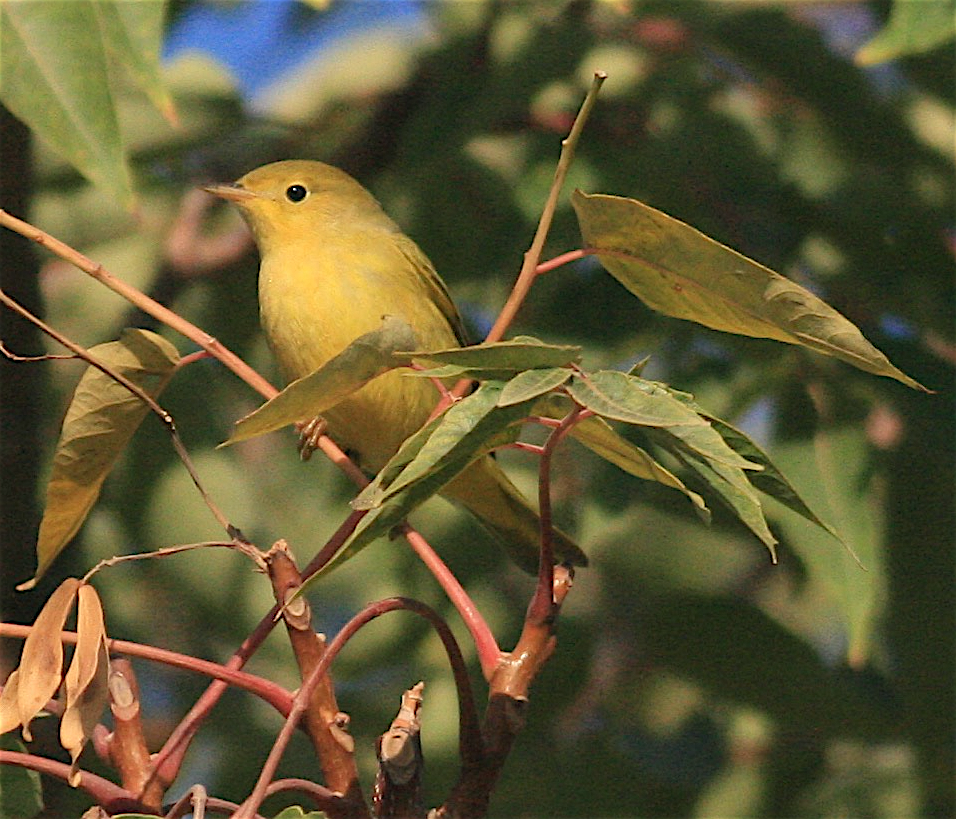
[296,416,328,461]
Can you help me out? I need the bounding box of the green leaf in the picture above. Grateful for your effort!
[566,371,760,471]
[498,367,572,406]
[0,735,43,819]
[568,414,710,521]
[225,316,418,446]
[572,190,928,391]
[270,807,329,819]
[707,415,848,549]
[308,382,533,580]
[662,445,777,559]
[98,1,178,124]
[653,385,847,549]
[21,331,179,589]
[350,414,444,512]
[404,363,527,382]
[768,429,885,666]
[404,336,581,371]
[0,1,141,208]
[856,0,956,65]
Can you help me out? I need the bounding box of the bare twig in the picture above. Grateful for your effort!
[481,71,606,349]
[82,540,266,584]
[529,406,584,625]
[0,287,240,539]
[0,750,139,813]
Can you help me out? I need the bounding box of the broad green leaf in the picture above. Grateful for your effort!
[350,414,444,511]
[654,385,846,548]
[0,1,134,207]
[498,367,572,406]
[567,414,710,521]
[856,0,956,65]
[768,429,885,666]
[22,331,179,589]
[0,735,43,819]
[404,336,581,371]
[98,1,177,124]
[566,371,760,471]
[375,382,520,502]
[404,363,526,382]
[270,807,329,819]
[706,415,848,550]
[663,445,777,559]
[572,191,927,391]
[225,316,418,445]
[307,382,534,580]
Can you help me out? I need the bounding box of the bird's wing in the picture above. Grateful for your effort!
[394,234,470,348]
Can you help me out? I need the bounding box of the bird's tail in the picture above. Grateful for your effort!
[443,456,588,574]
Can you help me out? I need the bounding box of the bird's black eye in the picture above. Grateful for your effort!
[285,184,308,203]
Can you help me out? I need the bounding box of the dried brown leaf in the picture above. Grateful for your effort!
[17,578,81,739]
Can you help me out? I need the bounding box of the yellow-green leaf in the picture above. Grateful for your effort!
[566,371,760,471]
[497,367,572,406]
[310,382,534,580]
[572,191,927,391]
[0,1,134,208]
[225,315,417,446]
[22,330,179,589]
[405,336,582,372]
[568,414,710,521]
[98,1,178,124]
[856,0,956,65]
[664,446,777,560]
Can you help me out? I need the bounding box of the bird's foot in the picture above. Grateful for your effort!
[296,416,327,461]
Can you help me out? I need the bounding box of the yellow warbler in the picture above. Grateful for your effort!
[205,160,586,571]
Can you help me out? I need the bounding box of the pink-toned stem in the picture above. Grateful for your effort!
[401,526,503,680]
[0,623,292,716]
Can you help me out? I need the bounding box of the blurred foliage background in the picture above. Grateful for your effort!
[1,1,953,817]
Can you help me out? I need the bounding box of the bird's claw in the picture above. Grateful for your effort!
[296,416,327,461]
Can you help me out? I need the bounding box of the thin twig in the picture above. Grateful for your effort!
[82,540,266,584]
[0,339,75,361]
[0,287,240,538]
[481,72,607,349]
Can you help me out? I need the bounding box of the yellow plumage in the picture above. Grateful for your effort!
[206,160,585,571]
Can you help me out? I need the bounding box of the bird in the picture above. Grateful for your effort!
[204,160,586,572]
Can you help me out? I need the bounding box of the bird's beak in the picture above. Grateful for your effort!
[201,182,257,203]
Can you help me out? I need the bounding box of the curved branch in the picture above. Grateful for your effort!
[236,597,483,819]
[0,750,140,813]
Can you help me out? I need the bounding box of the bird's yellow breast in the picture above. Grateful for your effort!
[258,228,460,471]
